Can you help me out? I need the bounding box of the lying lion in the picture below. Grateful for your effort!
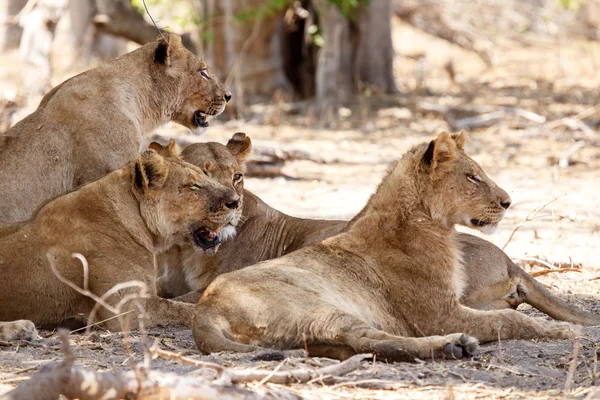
[0,143,239,340]
[0,32,230,225]
[191,132,579,362]
[154,136,600,326]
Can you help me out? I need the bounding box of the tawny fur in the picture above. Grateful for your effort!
[190,132,580,362]
[0,33,230,225]
[0,146,238,332]
[155,137,600,326]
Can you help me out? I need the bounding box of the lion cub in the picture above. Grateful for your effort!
[191,132,578,362]
[0,142,239,332]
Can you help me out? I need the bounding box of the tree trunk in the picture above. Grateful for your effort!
[197,0,397,107]
[0,0,27,51]
[314,0,355,105]
[18,0,68,104]
[355,0,397,94]
[314,0,397,106]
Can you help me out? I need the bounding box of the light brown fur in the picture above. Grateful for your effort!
[0,144,239,333]
[0,33,230,225]
[156,138,600,326]
[191,132,579,362]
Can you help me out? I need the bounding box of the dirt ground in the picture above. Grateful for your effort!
[1,15,600,400]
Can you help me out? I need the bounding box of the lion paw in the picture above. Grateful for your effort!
[0,320,38,341]
[548,322,581,339]
[442,333,479,360]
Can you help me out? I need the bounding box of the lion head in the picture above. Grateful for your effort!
[150,133,251,242]
[413,131,511,233]
[153,33,231,135]
[133,142,240,255]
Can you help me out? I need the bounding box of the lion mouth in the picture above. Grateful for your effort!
[192,227,222,250]
[192,111,210,128]
[470,219,489,227]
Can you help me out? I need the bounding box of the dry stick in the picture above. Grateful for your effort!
[530,268,582,278]
[501,195,565,251]
[559,140,587,169]
[149,343,225,374]
[328,378,409,390]
[564,338,581,392]
[546,104,600,129]
[49,252,148,333]
[513,256,558,270]
[217,354,370,385]
[141,0,166,42]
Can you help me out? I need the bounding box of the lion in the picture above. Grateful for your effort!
[153,137,600,326]
[0,142,239,337]
[190,132,579,362]
[0,32,230,225]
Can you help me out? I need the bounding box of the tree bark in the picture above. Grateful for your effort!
[18,0,69,104]
[314,0,397,105]
[314,0,355,105]
[355,0,398,93]
[0,0,27,51]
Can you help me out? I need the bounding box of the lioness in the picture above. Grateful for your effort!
[191,132,578,362]
[0,143,239,335]
[0,32,230,225]
[154,138,600,326]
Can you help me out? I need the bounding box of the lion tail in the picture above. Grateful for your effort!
[512,262,600,326]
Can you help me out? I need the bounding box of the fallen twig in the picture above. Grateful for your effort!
[502,195,565,250]
[530,268,582,277]
[222,354,370,385]
[564,338,581,392]
[418,102,546,130]
[149,342,225,374]
[513,257,558,270]
[558,141,587,169]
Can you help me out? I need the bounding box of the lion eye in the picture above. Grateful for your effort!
[233,173,243,183]
[467,174,481,184]
[189,183,202,191]
[200,70,209,79]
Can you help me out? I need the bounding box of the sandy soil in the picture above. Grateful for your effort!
[1,16,600,400]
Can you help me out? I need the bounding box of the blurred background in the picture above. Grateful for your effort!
[0,0,599,285]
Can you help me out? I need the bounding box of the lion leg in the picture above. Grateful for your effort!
[507,262,600,326]
[193,309,260,354]
[438,306,580,343]
[192,303,478,362]
[335,323,479,362]
[96,296,194,332]
[0,320,38,341]
[461,277,523,311]
[171,290,204,304]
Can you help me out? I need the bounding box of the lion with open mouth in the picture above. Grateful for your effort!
[0,32,230,225]
[0,142,239,336]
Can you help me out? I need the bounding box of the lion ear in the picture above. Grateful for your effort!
[422,133,457,175]
[134,150,169,193]
[226,132,252,164]
[148,141,164,152]
[147,139,180,158]
[154,32,185,75]
[451,130,468,150]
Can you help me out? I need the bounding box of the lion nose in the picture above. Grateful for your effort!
[225,196,239,210]
[500,197,512,210]
[224,92,232,103]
